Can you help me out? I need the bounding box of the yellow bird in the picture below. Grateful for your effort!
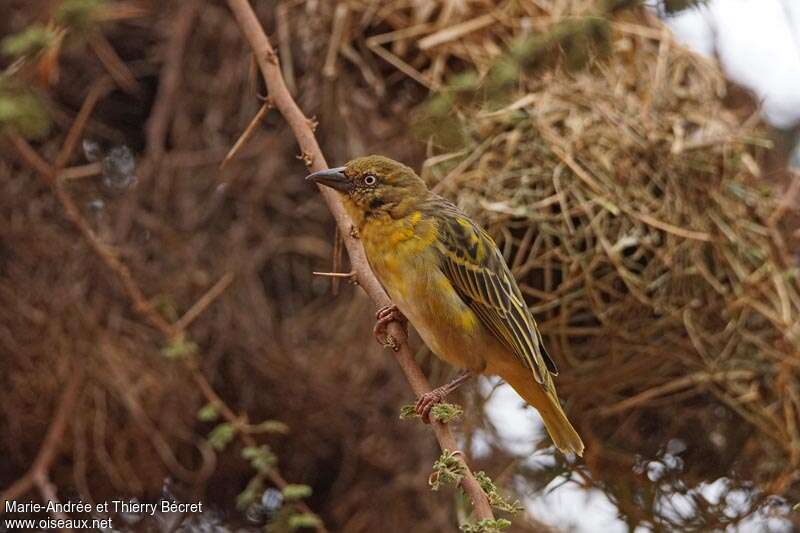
[307,155,584,456]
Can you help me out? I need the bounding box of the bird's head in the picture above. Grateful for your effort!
[305,155,427,221]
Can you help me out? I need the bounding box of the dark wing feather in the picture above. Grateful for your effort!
[426,196,557,383]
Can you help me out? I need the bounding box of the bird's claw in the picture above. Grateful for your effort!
[415,390,446,424]
[373,304,407,350]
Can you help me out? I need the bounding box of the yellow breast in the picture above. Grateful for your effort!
[359,211,436,299]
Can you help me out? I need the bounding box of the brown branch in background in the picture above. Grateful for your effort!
[220,100,272,169]
[7,76,328,532]
[88,33,141,95]
[144,0,199,163]
[224,0,494,520]
[175,272,235,331]
[0,367,85,516]
[275,3,296,93]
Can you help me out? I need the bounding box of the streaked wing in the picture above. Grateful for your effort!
[427,197,557,384]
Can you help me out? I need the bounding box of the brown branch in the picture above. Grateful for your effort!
[187,365,330,533]
[1,367,85,513]
[174,272,235,332]
[220,100,272,169]
[145,0,198,163]
[88,33,141,95]
[8,84,327,530]
[224,0,494,520]
[11,134,176,335]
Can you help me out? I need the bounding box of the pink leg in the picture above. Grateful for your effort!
[373,304,407,349]
[415,370,473,423]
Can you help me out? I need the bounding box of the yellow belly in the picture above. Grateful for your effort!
[361,218,495,372]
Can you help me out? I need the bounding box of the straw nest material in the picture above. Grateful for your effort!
[402,0,799,523]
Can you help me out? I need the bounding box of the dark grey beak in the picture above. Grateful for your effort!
[305,167,352,193]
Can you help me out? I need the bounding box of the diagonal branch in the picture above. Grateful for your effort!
[224,0,494,520]
[0,367,85,514]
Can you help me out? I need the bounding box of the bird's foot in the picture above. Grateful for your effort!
[415,389,447,424]
[414,370,474,424]
[373,304,407,350]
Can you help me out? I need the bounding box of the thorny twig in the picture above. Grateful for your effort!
[224,0,494,520]
[0,367,85,521]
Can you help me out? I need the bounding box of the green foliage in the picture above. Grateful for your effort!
[429,449,465,491]
[242,445,277,473]
[251,420,290,434]
[411,95,464,150]
[511,16,612,73]
[236,475,264,511]
[56,0,106,31]
[459,518,512,532]
[1,24,57,57]
[207,422,235,450]
[399,402,464,422]
[154,295,180,322]
[161,335,198,359]
[475,471,524,515]
[399,404,417,419]
[282,484,313,501]
[287,513,323,530]
[197,403,220,422]
[0,88,50,139]
[430,402,464,423]
[414,7,622,147]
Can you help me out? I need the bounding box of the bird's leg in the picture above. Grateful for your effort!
[373,303,407,349]
[415,370,473,423]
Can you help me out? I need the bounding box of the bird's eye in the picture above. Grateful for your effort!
[363,174,377,186]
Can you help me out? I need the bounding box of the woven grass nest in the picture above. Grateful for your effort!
[383,0,800,520]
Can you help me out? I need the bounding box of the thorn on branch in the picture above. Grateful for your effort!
[297,151,313,168]
[349,225,359,239]
[313,270,358,284]
[306,116,319,132]
[265,48,278,65]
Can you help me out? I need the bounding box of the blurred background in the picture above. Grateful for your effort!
[1,0,799,531]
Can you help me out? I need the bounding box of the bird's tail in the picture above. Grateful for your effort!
[499,367,584,457]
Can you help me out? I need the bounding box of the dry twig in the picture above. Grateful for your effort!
[1,367,85,515]
[224,0,494,520]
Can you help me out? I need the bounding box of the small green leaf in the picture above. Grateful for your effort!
[475,471,524,515]
[288,513,322,529]
[0,91,51,139]
[242,445,277,473]
[399,402,463,423]
[399,404,417,419]
[197,403,219,422]
[429,449,465,491]
[460,518,512,532]
[251,420,289,434]
[430,403,464,423]
[282,484,313,501]
[236,476,264,511]
[162,335,197,359]
[1,25,56,57]
[56,0,106,31]
[207,423,235,450]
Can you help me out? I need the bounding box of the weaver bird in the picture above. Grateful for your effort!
[307,155,584,456]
